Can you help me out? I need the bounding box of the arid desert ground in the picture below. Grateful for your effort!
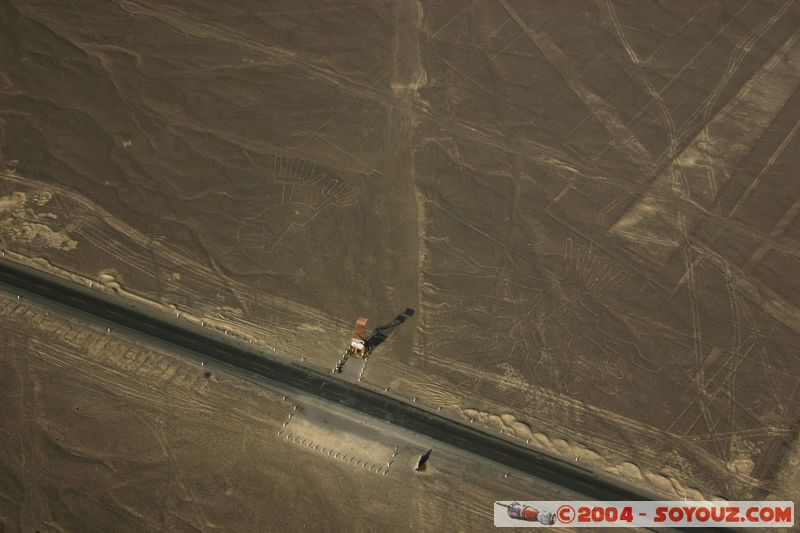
[1,0,800,530]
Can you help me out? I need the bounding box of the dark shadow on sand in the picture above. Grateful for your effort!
[366,308,415,352]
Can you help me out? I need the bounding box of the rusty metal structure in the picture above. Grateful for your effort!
[346,317,369,358]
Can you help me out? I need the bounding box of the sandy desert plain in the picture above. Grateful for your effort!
[1,0,800,530]
[1,290,602,532]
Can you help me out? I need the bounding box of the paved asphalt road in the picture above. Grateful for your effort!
[1,256,717,529]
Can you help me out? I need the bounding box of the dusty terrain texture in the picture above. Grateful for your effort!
[0,290,599,532]
[1,0,800,508]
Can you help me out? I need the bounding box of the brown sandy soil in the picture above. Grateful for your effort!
[767,432,800,530]
[1,0,800,503]
[0,290,610,533]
